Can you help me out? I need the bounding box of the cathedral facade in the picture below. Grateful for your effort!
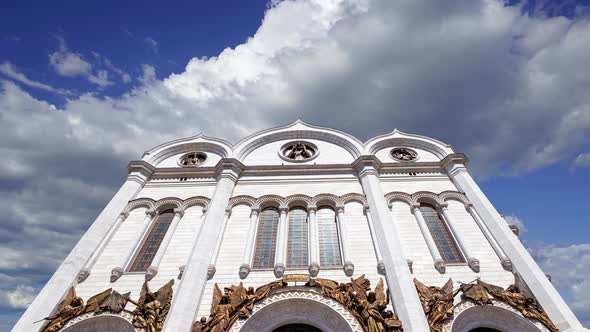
[13,121,587,332]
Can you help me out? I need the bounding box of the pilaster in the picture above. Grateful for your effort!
[352,156,430,332]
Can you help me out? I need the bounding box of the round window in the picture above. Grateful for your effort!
[390,147,418,162]
[178,152,207,167]
[279,141,319,162]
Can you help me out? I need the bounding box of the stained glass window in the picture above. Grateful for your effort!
[420,204,465,264]
[252,208,279,269]
[286,207,308,269]
[129,209,175,272]
[317,206,342,268]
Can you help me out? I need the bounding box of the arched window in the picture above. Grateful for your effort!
[420,204,465,264]
[317,206,342,268]
[252,207,280,269]
[286,207,308,269]
[129,209,175,272]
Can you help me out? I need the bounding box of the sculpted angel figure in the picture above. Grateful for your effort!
[286,142,313,160]
[414,279,455,332]
[41,287,85,332]
[132,279,174,332]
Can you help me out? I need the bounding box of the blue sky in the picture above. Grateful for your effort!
[1,0,590,329]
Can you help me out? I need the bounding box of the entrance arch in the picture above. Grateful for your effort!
[451,305,543,332]
[235,291,361,332]
[273,324,323,332]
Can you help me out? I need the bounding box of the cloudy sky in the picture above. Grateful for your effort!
[1,0,590,329]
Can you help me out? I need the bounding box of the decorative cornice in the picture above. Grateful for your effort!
[351,155,383,176]
[127,160,156,177]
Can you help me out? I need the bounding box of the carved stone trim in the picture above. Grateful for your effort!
[230,290,364,332]
[385,190,471,210]
[60,311,140,332]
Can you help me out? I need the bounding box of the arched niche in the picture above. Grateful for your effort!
[61,315,135,332]
[451,305,543,332]
[236,292,360,332]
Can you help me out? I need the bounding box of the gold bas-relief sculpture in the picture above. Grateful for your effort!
[414,279,456,332]
[459,279,558,332]
[131,279,175,332]
[192,274,402,332]
[40,279,173,332]
[40,287,130,332]
[414,277,558,332]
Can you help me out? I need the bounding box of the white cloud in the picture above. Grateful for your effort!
[48,38,113,87]
[2,0,590,325]
[531,244,590,326]
[572,152,590,168]
[0,285,37,309]
[503,215,526,235]
[0,62,70,95]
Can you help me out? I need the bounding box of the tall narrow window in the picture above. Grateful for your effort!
[420,204,465,264]
[286,207,308,269]
[317,206,342,268]
[129,209,175,272]
[252,207,280,269]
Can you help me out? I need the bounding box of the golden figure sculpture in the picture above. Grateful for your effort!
[132,279,175,332]
[40,287,113,332]
[414,279,456,332]
[415,277,559,332]
[192,275,401,332]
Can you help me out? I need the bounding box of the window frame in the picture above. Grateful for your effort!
[127,209,175,272]
[285,206,309,269]
[419,203,466,264]
[316,205,343,269]
[251,207,280,270]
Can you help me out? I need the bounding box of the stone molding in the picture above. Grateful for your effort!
[60,311,140,332]
[229,290,364,332]
[227,192,368,211]
[385,190,470,208]
[124,196,210,216]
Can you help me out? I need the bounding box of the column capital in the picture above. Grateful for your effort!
[145,210,156,218]
[215,158,245,183]
[351,155,383,177]
[119,211,130,219]
[307,205,317,213]
[250,208,260,216]
[173,208,185,218]
[127,160,155,182]
[279,206,289,214]
[363,205,370,214]
[224,206,232,216]
[410,203,421,213]
[239,264,251,279]
[440,153,469,177]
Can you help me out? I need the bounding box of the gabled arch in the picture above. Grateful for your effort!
[142,133,232,167]
[364,128,455,160]
[233,120,364,162]
[124,198,155,214]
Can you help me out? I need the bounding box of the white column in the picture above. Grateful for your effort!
[440,206,480,272]
[308,207,320,277]
[445,156,587,332]
[162,161,242,332]
[411,205,445,273]
[146,208,185,281]
[467,204,512,270]
[111,210,155,282]
[364,207,385,275]
[336,205,354,276]
[208,208,232,279]
[273,207,288,278]
[77,211,129,283]
[239,208,259,279]
[353,158,430,331]
[13,169,150,332]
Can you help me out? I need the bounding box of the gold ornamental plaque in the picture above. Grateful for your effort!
[282,274,310,283]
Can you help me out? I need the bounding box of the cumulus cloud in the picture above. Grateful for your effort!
[48,37,113,87]
[0,285,36,309]
[0,62,70,95]
[531,244,590,326]
[2,0,590,326]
